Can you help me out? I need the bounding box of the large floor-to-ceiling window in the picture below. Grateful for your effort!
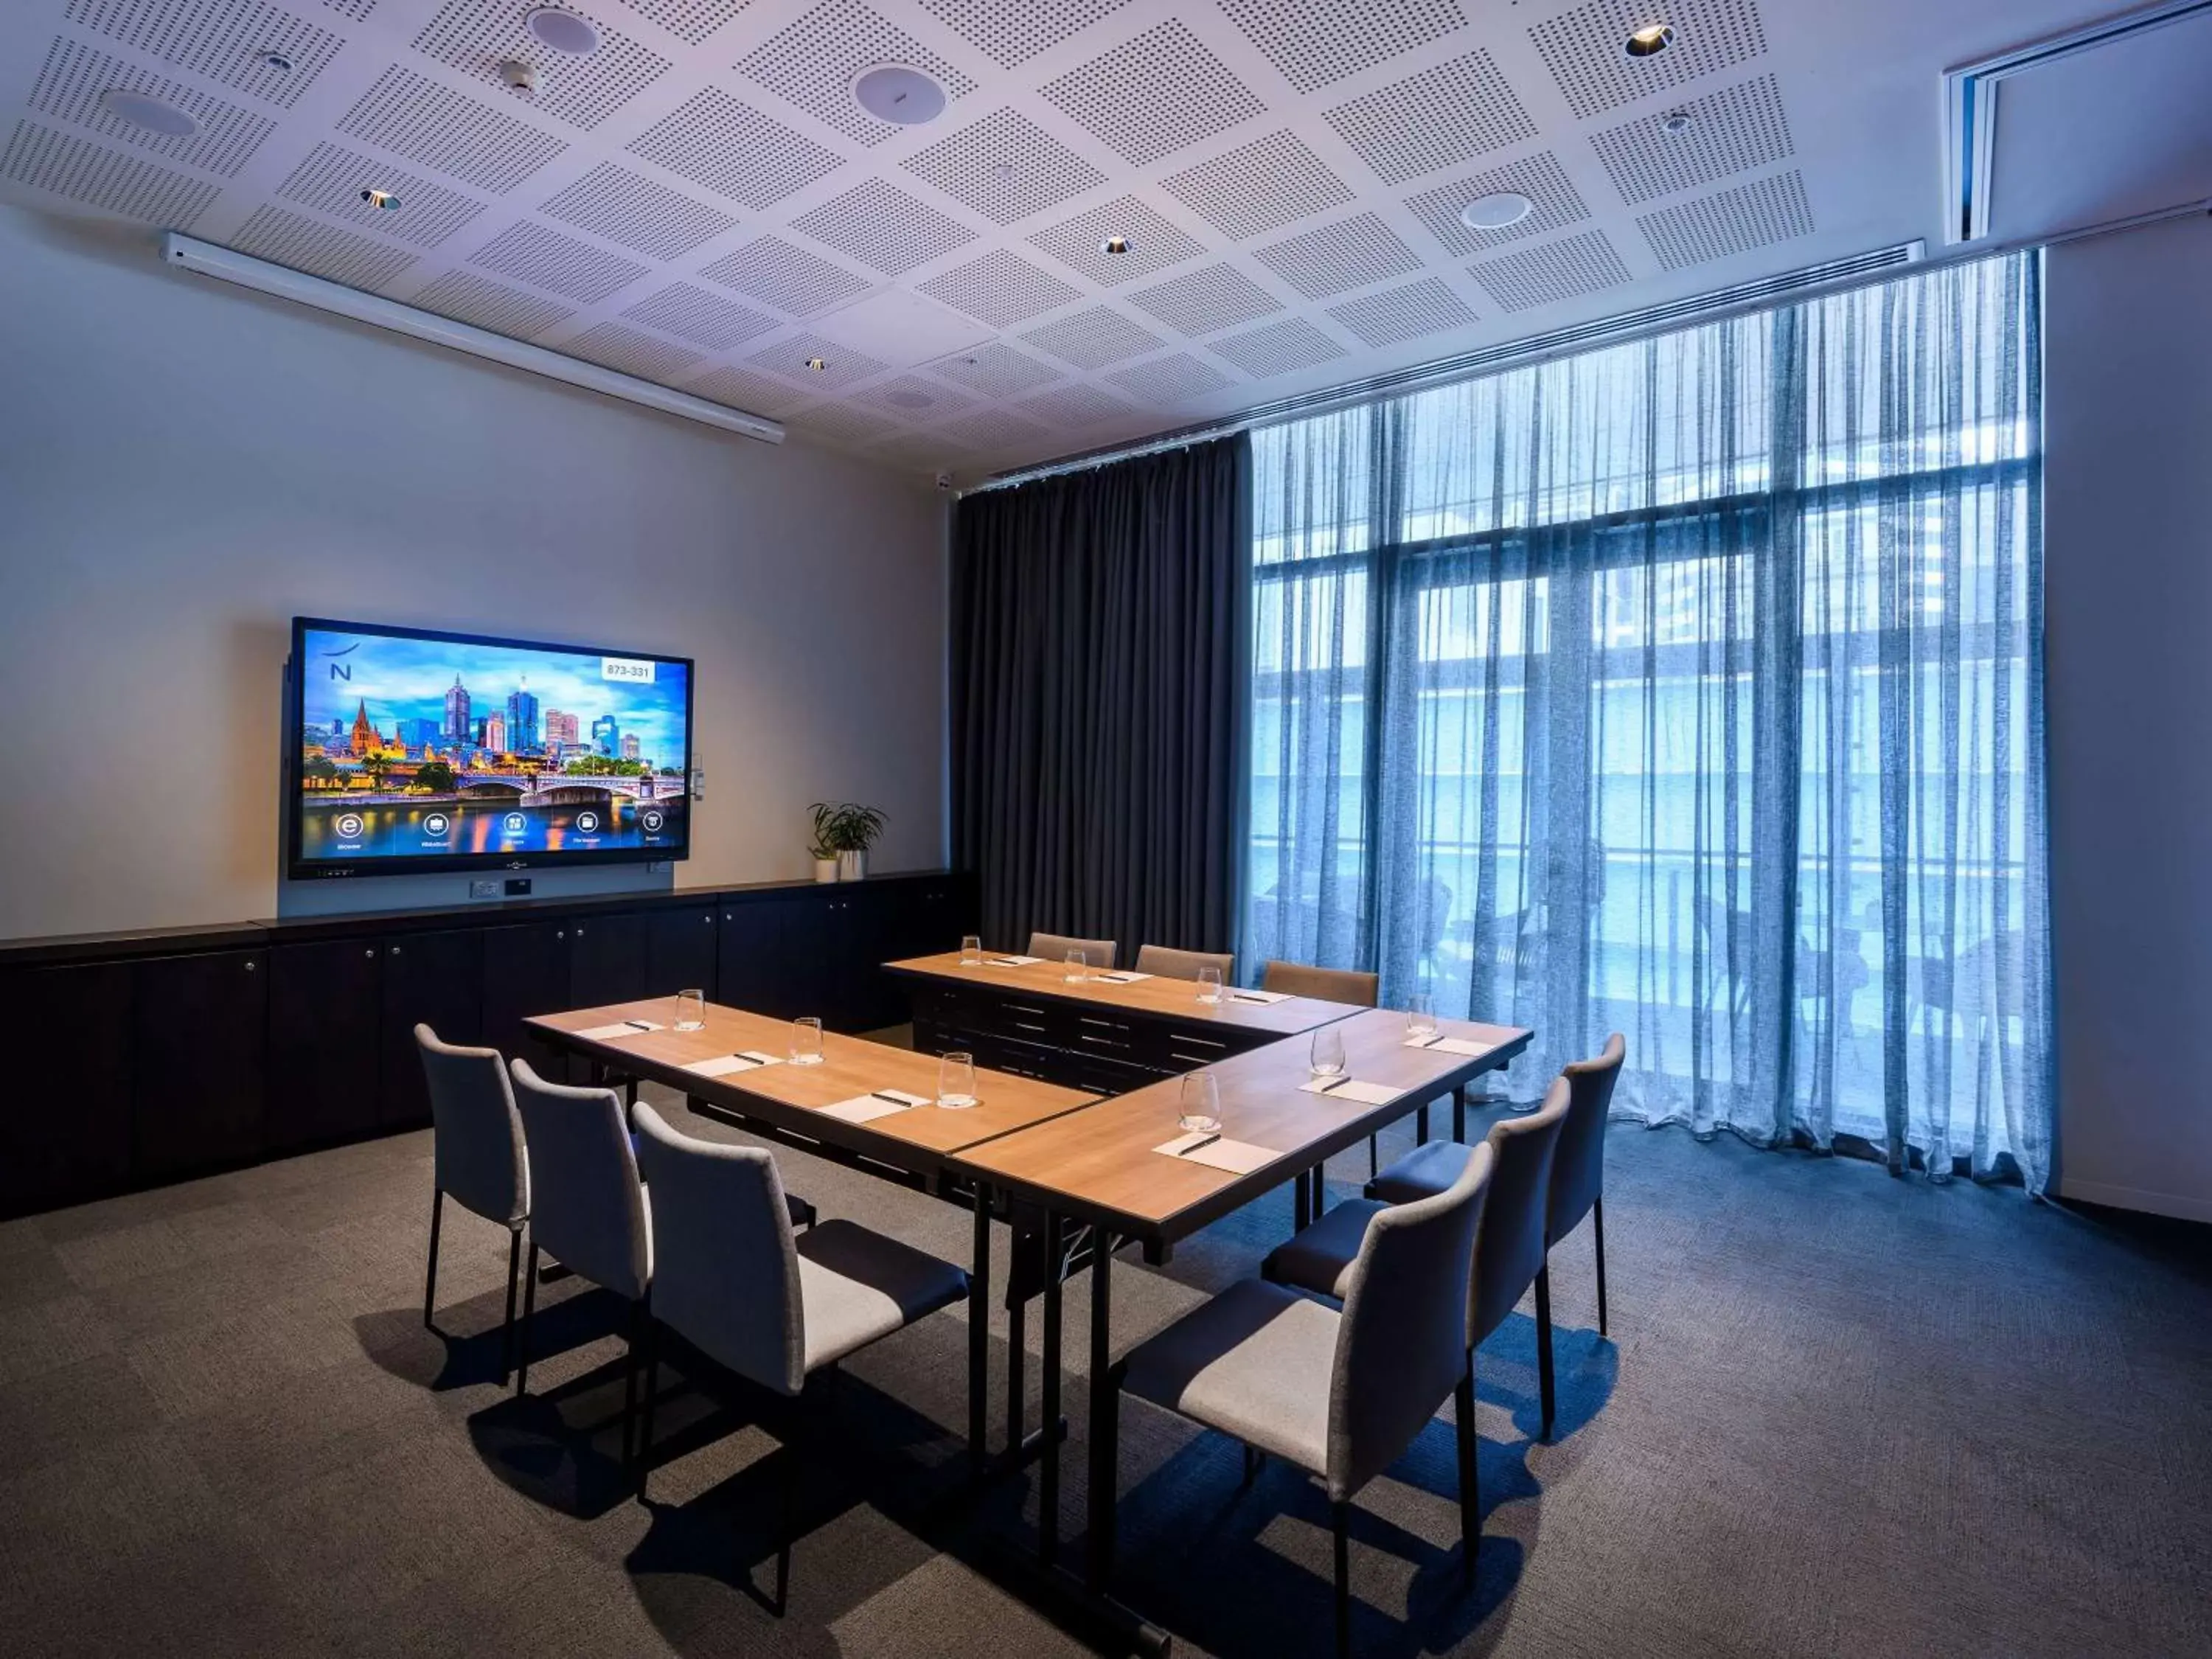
[1245,253,2048,1186]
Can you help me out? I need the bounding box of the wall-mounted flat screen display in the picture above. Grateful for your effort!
[287,618,694,879]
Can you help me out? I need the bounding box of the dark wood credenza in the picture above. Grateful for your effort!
[0,869,976,1220]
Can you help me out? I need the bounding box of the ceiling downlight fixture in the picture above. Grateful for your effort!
[804,355,829,372]
[361,187,401,210]
[853,64,947,125]
[1099,234,1130,255]
[1624,21,1676,58]
[1460,191,1534,230]
[99,89,200,137]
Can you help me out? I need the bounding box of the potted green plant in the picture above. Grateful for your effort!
[809,801,887,881]
[805,802,841,884]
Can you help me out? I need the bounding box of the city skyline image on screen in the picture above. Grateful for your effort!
[291,619,692,875]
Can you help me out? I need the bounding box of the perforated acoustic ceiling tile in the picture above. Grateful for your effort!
[1531,0,1770,122]
[902,108,1104,226]
[408,268,576,339]
[689,364,812,415]
[1040,19,1266,169]
[921,341,1057,397]
[1590,73,1794,206]
[276,143,484,248]
[699,236,871,315]
[739,0,975,147]
[1466,228,1631,312]
[339,66,566,195]
[1636,168,1811,270]
[612,0,749,47]
[1252,211,1420,299]
[232,204,417,289]
[939,406,1049,451]
[852,375,978,420]
[1405,151,1590,257]
[322,0,377,18]
[1325,49,1537,189]
[1019,381,1135,427]
[1217,0,1465,95]
[1326,275,1476,347]
[62,0,343,108]
[1105,350,1233,405]
[561,321,705,383]
[622,282,778,349]
[790,178,975,275]
[470,219,649,302]
[1029,195,1203,286]
[744,330,886,390]
[1018,304,1164,369]
[917,0,1131,69]
[1128,262,1282,335]
[28,37,274,178]
[791,401,901,444]
[918,247,1081,327]
[539,162,735,260]
[1159,130,1353,243]
[626,89,843,212]
[413,0,670,131]
[1,119,218,227]
[1207,316,1345,378]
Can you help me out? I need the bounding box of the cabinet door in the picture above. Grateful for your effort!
[827,888,902,1032]
[646,905,720,1001]
[379,929,484,1130]
[719,896,827,1022]
[568,911,650,1011]
[482,922,571,1077]
[0,962,131,1216]
[132,949,268,1181]
[266,940,383,1153]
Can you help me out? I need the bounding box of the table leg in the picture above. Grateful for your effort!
[1454,1083,1467,1143]
[969,1182,990,1475]
[1007,1286,1026,1458]
[1085,1231,1116,1592]
[1039,1210,1064,1569]
[1418,1102,1430,1144]
[1295,1170,1311,1231]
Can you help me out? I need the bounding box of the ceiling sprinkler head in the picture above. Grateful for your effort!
[1660,109,1694,135]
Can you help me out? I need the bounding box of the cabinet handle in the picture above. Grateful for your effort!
[364,949,375,959]
[390,946,402,956]
[244,960,257,972]
[703,914,712,925]
[556,930,565,939]
[576,925,585,936]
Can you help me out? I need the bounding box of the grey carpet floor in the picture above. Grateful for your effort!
[1,1091,2206,1659]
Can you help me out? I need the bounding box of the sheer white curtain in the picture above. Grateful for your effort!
[1243,254,2049,1188]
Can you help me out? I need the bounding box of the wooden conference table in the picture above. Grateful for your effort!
[528,984,1531,1624]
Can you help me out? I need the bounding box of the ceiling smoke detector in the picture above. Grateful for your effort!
[853,64,947,125]
[499,58,538,94]
[525,7,600,54]
[99,89,200,136]
[1460,191,1534,230]
[1624,22,1676,58]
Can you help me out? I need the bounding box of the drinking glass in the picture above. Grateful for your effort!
[959,934,984,966]
[1177,1071,1222,1135]
[1196,965,1224,1004]
[673,988,705,1032]
[938,1050,978,1108]
[1406,992,1437,1042]
[1310,1026,1346,1081]
[1064,947,1088,983]
[790,1015,824,1065]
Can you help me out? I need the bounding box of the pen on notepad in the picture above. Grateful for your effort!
[623,1019,655,1031]
[1176,1133,1220,1156]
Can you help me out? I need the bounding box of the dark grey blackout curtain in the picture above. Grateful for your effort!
[952,434,1252,964]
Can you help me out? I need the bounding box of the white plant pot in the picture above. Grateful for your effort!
[813,857,839,884]
[837,849,867,881]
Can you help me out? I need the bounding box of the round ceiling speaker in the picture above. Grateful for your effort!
[853,64,947,125]
[525,8,601,55]
[1460,191,1535,231]
[99,89,200,137]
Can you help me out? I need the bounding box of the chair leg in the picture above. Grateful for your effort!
[422,1189,443,1331]
[515,1240,540,1397]
[500,1226,521,1382]
[636,1317,660,1503]
[1534,1264,1556,1440]
[1332,1500,1352,1659]
[1593,1197,1609,1338]
[1454,1363,1479,1576]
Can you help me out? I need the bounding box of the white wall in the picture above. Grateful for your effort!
[0,204,949,939]
[2044,210,2212,1222]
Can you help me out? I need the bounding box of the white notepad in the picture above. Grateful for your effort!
[819,1093,917,1124]
[1152,1133,1278,1175]
[984,954,1044,967]
[1298,1077,1402,1105]
[1405,1037,1498,1058]
[1226,989,1289,1004]
[684,1054,758,1079]
[1093,970,1153,984]
[574,1022,650,1041]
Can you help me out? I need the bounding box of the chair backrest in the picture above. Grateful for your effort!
[631,1104,805,1397]
[1261,959,1379,1007]
[1548,1034,1625,1241]
[1470,1077,1570,1349]
[1029,931,1118,970]
[416,1025,527,1226]
[1133,944,1235,982]
[507,1060,650,1303]
[1326,1138,1495,1500]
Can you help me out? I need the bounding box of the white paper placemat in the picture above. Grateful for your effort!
[984,955,1043,967]
[1093,970,1153,984]
[819,1094,915,1124]
[574,1022,653,1041]
[684,1054,756,1078]
[1225,989,1289,1004]
[1403,1036,1498,1057]
[1152,1133,1279,1174]
[1298,1077,1402,1105]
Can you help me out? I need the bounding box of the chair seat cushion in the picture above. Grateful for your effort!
[1119,1279,1339,1476]
[1366,1139,1475,1206]
[796,1220,968,1375]
[1262,1200,1385,1301]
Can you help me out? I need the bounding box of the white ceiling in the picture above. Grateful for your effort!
[0,0,2133,481]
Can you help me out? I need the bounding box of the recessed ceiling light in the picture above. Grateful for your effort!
[360,187,401,210]
[1099,234,1130,255]
[100,88,199,137]
[1660,109,1694,136]
[1624,22,1675,58]
[1460,192,1534,230]
[804,356,828,372]
[526,7,599,55]
[888,389,934,408]
[853,64,947,125]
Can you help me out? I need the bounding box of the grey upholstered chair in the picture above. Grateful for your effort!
[1269,1077,1572,1441]
[507,1060,653,1456]
[1371,1035,1625,1334]
[1133,944,1235,982]
[1111,1140,1495,1656]
[416,1026,529,1382]
[1260,959,1380,1006]
[1028,931,1118,970]
[630,1104,969,1614]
